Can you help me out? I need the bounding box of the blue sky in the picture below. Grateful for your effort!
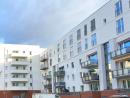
[0,0,109,47]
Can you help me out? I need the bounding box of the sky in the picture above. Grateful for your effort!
[0,0,110,47]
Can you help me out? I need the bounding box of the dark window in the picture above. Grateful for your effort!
[77,29,81,40]
[91,19,96,32]
[84,25,87,35]
[71,62,74,68]
[30,67,32,71]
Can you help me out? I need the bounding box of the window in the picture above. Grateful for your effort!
[80,85,84,92]
[67,75,69,80]
[57,43,60,52]
[89,53,98,62]
[77,29,81,40]
[84,25,87,35]
[67,64,69,68]
[115,0,122,16]
[77,42,82,53]
[30,67,32,71]
[71,62,74,68]
[63,39,66,49]
[116,18,124,33]
[79,59,82,65]
[70,46,74,57]
[103,18,106,24]
[129,0,130,8]
[85,38,88,50]
[30,83,32,86]
[30,74,32,78]
[72,86,75,92]
[30,51,32,55]
[120,41,130,49]
[91,33,97,46]
[91,19,96,32]
[72,74,75,80]
[69,34,73,45]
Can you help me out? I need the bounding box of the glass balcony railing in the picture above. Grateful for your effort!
[44,75,52,80]
[112,68,130,78]
[44,83,52,89]
[54,70,65,77]
[81,60,98,69]
[41,64,48,70]
[55,82,65,88]
[81,73,99,84]
[111,47,130,59]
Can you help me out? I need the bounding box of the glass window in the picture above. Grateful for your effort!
[69,34,73,45]
[77,42,82,53]
[120,41,130,49]
[84,25,87,35]
[91,33,97,46]
[115,0,122,16]
[91,19,96,32]
[77,29,81,40]
[116,18,124,34]
[73,86,75,92]
[70,46,74,57]
[85,38,88,50]
[89,53,98,62]
[72,74,75,80]
[80,85,84,92]
[63,39,66,49]
[71,62,74,68]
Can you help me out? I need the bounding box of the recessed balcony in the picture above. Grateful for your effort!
[40,55,48,62]
[81,73,99,84]
[11,61,29,66]
[10,78,28,82]
[9,52,28,58]
[55,82,65,88]
[10,69,29,74]
[44,75,52,80]
[111,47,130,61]
[112,68,130,78]
[54,70,65,77]
[41,64,48,70]
[81,60,98,69]
[44,83,52,89]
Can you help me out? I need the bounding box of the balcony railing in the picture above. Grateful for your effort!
[54,70,65,77]
[9,52,28,58]
[44,75,52,80]
[112,68,130,78]
[41,64,48,70]
[81,73,99,84]
[55,82,65,88]
[81,60,98,69]
[44,84,52,89]
[11,60,29,66]
[111,47,130,60]
[40,55,48,62]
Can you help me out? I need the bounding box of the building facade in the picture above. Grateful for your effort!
[0,44,43,98]
[40,0,130,94]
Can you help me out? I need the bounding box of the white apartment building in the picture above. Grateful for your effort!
[0,44,43,98]
[40,0,130,94]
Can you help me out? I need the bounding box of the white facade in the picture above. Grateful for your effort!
[0,44,44,91]
[41,0,130,93]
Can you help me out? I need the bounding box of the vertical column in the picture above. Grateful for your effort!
[98,45,107,90]
[109,39,118,89]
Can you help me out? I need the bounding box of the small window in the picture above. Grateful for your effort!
[91,19,96,32]
[80,85,84,92]
[71,62,74,68]
[73,86,75,92]
[103,18,106,24]
[77,29,81,40]
[30,74,32,78]
[72,74,75,80]
[30,67,32,71]
[30,83,32,86]
[67,64,69,68]
[23,51,25,53]
[30,51,32,55]
[84,25,87,36]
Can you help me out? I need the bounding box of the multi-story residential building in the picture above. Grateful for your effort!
[40,0,130,96]
[0,44,43,98]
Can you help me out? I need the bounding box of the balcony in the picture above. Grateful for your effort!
[54,70,65,77]
[40,55,48,62]
[81,60,98,69]
[111,47,130,61]
[9,52,28,58]
[44,84,52,89]
[41,64,48,70]
[10,69,29,74]
[55,82,65,88]
[44,75,52,80]
[10,78,28,82]
[11,61,29,66]
[7,86,28,90]
[81,73,99,84]
[112,68,130,78]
